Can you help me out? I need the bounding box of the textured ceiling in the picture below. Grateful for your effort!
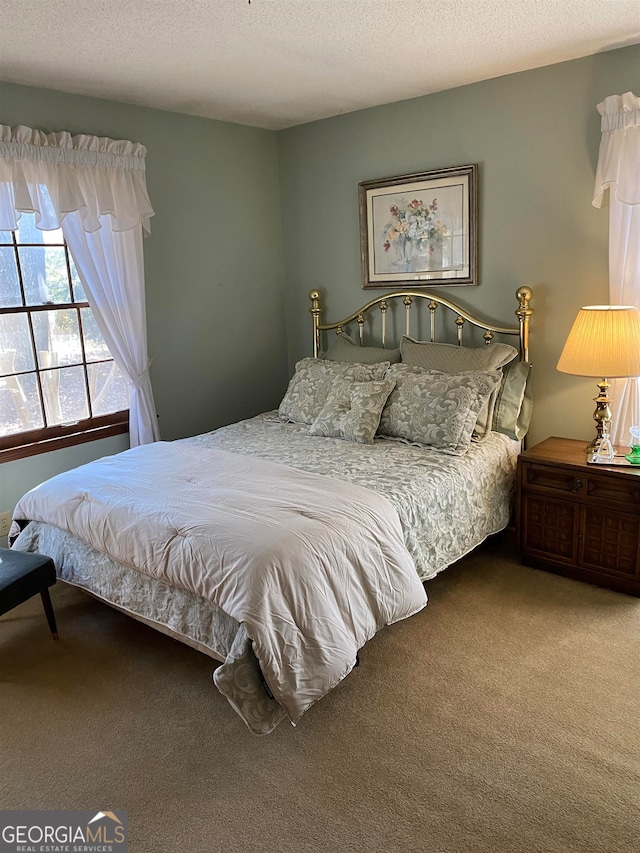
[1,1,639,130]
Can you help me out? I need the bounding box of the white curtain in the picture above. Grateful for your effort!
[0,124,159,445]
[593,92,640,447]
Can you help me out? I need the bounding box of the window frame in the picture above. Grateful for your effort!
[0,228,129,462]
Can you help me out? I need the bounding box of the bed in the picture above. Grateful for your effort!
[10,286,534,734]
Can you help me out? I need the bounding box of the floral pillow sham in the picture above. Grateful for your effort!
[309,377,396,444]
[279,357,389,425]
[378,364,502,455]
[400,336,518,442]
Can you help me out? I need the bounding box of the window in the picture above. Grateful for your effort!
[0,214,128,461]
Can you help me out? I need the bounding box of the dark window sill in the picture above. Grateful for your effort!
[0,414,129,463]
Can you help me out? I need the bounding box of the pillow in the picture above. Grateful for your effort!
[378,363,502,455]
[322,332,401,365]
[400,337,518,442]
[399,336,518,372]
[310,377,396,444]
[492,359,533,440]
[279,357,389,425]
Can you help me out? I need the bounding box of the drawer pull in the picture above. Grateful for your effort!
[571,478,583,493]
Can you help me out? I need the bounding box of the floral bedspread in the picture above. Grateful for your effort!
[187,412,520,581]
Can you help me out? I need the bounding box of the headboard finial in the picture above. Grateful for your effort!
[515,286,534,362]
[516,286,533,310]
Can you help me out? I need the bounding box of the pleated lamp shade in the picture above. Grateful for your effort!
[557,305,640,378]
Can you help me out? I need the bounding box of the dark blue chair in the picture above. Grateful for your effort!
[0,548,58,639]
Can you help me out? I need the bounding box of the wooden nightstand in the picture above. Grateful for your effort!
[516,436,640,596]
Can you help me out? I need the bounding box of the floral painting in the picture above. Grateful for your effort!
[359,165,477,288]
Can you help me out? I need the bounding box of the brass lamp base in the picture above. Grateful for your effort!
[586,378,612,454]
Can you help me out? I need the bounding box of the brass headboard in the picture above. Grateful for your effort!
[309,287,533,362]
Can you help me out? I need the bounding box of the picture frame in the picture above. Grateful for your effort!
[359,164,477,289]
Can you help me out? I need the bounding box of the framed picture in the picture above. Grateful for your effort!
[359,164,477,289]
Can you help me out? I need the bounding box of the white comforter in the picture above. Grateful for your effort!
[12,441,427,731]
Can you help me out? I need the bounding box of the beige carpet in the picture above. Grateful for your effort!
[1,535,638,853]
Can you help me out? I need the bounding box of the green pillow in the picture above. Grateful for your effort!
[492,359,533,441]
[323,333,400,365]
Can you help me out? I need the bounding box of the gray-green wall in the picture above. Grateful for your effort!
[1,45,639,523]
[0,81,288,518]
[278,45,640,447]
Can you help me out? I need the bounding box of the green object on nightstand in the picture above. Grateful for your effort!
[625,426,640,464]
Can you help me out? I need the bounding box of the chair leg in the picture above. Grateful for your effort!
[40,588,58,640]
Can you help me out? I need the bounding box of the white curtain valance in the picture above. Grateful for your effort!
[593,92,640,208]
[0,124,154,234]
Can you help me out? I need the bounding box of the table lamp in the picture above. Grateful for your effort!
[556,304,640,453]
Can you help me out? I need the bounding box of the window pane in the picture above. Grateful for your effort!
[1,210,127,451]
[32,309,83,368]
[0,372,44,436]
[80,307,110,361]
[69,254,87,302]
[89,361,128,416]
[0,246,21,308]
[41,365,88,425]
[16,213,45,244]
[18,246,72,304]
[0,314,36,374]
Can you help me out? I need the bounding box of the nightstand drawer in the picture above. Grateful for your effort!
[524,463,585,495]
[586,475,640,506]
